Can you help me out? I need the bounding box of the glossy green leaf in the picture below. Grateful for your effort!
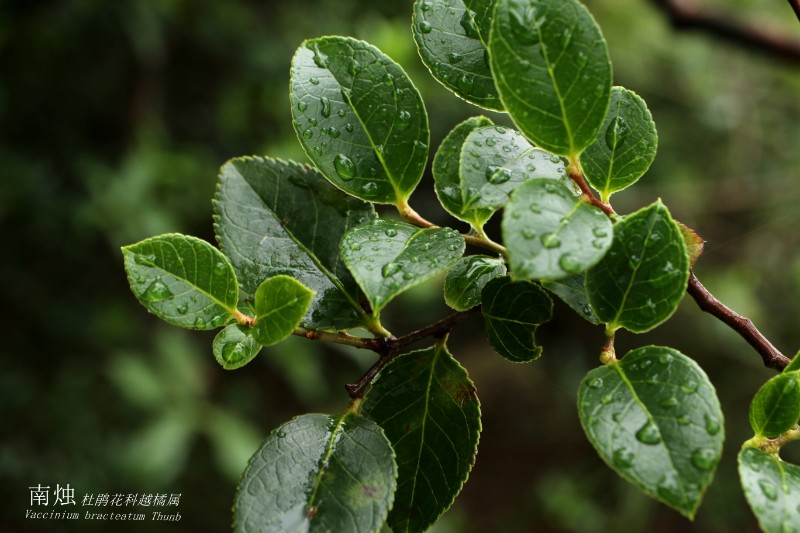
[233,413,396,533]
[580,87,658,202]
[291,37,429,204]
[213,324,261,370]
[578,346,725,519]
[749,372,800,438]
[122,233,238,330]
[214,156,374,331]
[444,255,507,311]
[433,116,496,229]
[413,0,502,110]
[502,178,613,281]
[586,200,689,333]
[786,351,800,373]
[460,125,571,210]
[542,274,600,324]
[490,0,612,156]
[739,447,800,533]
[341,219,465,315]
[361,344,481,532]
[481,275,553,362]
[252,275,314,346]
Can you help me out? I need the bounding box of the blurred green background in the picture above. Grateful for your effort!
[1,0,799,531]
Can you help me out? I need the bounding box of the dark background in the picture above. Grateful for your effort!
[2,0,799,531]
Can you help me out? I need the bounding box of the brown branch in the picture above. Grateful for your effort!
[651,0,800,64]
[397,201,506,255]
[567,165,616,216]
[686,270,790,370]
[344,308,479,398]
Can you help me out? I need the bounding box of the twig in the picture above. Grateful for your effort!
[686,270,790,370]
[566,165,616,216]
[344,308,479,398]
[651,0,800,64]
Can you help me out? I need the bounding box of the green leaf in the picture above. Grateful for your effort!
[433,116,496,229]
[234,413,396,533]
[502,178,613,281]
[490,0,612,156]
[542,274,600,324]
[739,447,800,533]
[786,351,800,373]
[749,372,800,438]
[214,156,374,331]
[578,346,725,519]
[444,255,507,311]
[579,87,658,202]
[586,200,689,333]
[290,37,429,204]
[213,324,261,370]
[460,125,571,210]
[252,275,315,346]
[481,275,553,362]
[341,219,465,315]
[361,344,481,532]
[413,0,502,110]
[122,233,238,330]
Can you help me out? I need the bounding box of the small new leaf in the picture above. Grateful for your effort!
[578,346,725,519]
[586,200,689,333]
[341,219,465,315]
[233,413,397,533]
[542,274,601,324]
[122,233,238,330]
[361,344,481,533]
[445,255,507,311]
[580,87,658,202]
[252,275,314,346]
[413,0,502,110]
[490,0,612,156]
[481,276,553,362]
[433,116,496,229]
[739,447,800,533]
[503,178,613,281]
[749,371,800,438]
[291,37,429,204]
[213,324,261,370]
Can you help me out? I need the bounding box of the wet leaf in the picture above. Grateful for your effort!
[122,233,238,330]
[214,157,374,331]
[234,413,396,533]
[503,178,612,281]
[252,275,314,346]
[291,37,429,204]
[586,201,689,333]
[490,0,612,156]
[578,346,725,519]
[341,219,465,315]
[413,0,501,110]
[213,324,261,370]
[749,371,800,438]
[580,87,658,202]
[739,447,800,533]
[481,276,553,362]
[361,344,481,532]
[444,255,507,311]
[542,274,600,324]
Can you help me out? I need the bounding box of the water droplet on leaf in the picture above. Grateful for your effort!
[759,479,778,501]
[704,414,720,435]
[194,317,206,329]
[141,280,173,303]
[691,448,717,471]
[635,421,662,445]
[541,233,561,249]
[605,116,629,149]
[459,9,480,38]
[303,129,313,139]
[448,52,463,64]
[176,304,188,315]
[613,448,634,468]
[397,110,412,129]
[589,378,603,389]
[418,21,433,34]
[559,253,580,274]
[334,154,356,181]
[309,77,320,85]
[297,101,308,112]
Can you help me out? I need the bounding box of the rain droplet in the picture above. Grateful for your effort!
[349,242,362,251]
[704,414,721,435]
[589,378,603,389]
[529,203,542,214]
[635,421,662,445]
[277,431,287,438]
[312,52,328,68]
[385,228,398,238]
[448,52,463,64]
[383,73,395,85]
[593,227,608,238]
[759,479,778,501]
[526,163,537,172]
[420,1,432,11]
[320,97,331,118]
[309,77,320,85]
[337,109,346,118]
[657,474,681,502]
[418,21,433,34]
[660,396,679,408]
[194,317,206,329]
[691,448,717,471]
[303,129,313,139]
[658,352,673,365]
[509,4,540,45]
[334,154,356,181]
[459,9,480,39]
[397,110,412,129]
[327,126,340,138]
[541,233,561,249]
[613,448,634,468]
[297,101,308,112]
[549,155,561,163]
[382,262,402,278]
[176,304,188,315]
[681,381,699,394]
[600,394,613,405]
[521,229,537,240]
[345,123,354,133]
[592,239,605,249]
[612,412,623,422]
[488,167,511,184]
[403,272,414,280]
[362,182,378,194]
[677,415,691,426]
[214,262,227,275]
[559,253,580,274]
[141,280,173,303]
[486,138,497,147]
[605,116,629,150]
